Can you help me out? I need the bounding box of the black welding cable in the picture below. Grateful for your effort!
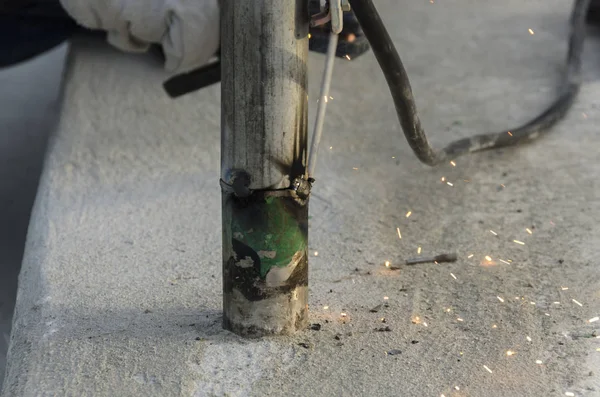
[347,0,590,166]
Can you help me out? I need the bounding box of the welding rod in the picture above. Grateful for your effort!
[307,32,338,178]
[404,253,458,265]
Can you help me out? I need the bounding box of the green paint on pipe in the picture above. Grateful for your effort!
[231,193,307,278]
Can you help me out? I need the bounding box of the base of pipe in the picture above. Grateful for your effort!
[223,286,308,337]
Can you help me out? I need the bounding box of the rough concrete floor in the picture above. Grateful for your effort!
[0,46,67,388]
[3,0,600,396]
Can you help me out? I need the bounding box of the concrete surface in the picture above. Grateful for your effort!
[0,46,68,388]
[3,0,600,396]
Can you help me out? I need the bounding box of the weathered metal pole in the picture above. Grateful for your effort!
[221,0,310,336]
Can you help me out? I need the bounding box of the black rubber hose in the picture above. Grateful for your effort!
[347,0,590,166]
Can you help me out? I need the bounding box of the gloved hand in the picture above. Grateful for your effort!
[58,0,220,73]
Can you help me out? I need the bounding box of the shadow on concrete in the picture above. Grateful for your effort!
[0,45,67,387]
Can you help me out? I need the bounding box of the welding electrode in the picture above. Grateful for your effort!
[405,253,458,265]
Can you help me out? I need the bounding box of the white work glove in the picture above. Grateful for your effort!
[59,0,220,74]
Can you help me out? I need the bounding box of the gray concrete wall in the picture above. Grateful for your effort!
[0,45,67,387]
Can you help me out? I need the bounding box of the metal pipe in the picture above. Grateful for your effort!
[221,0,310,337]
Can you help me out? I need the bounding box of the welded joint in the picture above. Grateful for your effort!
[221,173,313,204]
[291,176,314,202]
[220,170,252,198]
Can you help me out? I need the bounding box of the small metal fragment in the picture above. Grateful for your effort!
[370,304,383,313]
[387,349,402,356]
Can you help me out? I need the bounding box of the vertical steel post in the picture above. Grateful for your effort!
[221,0,310,336]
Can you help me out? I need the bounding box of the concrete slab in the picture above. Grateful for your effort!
[3,0,600,396]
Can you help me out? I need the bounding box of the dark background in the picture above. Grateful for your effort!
[0,44,67,387]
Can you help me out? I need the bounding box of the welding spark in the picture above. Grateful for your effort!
[383,296,389,301]
[526,228,533,234]
[450,273,457,280]
[554,302,561,305]
[485,256,493,262]
[450,161,456,167]
[385,261,391,268]
[497,296,505,303]
[340,312,347,317]
[323,96,328,103]
[536,360,543,364]
[454,386,460,391]
[506,350,516,356]
[314,251,319,256]
[457,318,464,322]
[441,177,446,182]
[490,230,498,236]
[588,317,599,323]
[397,227,402,239]
[561,287,569,291]
[329,146,333,150]
[499,259,511,265]
[446,182,454,186]
[528,28,535,35]
[513,240,525,245]
[417,246,422,254]
[508,131,513,136]
[323,306,329,310]
[572,299,583,307]
[530,302,536,305]
[468,254,474,258]
[406,211,412,218]
[483,365,493,374]
[565,392,575,397]
[527,336,532,342]
[492,324,498,328]
[345,54,351,60]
